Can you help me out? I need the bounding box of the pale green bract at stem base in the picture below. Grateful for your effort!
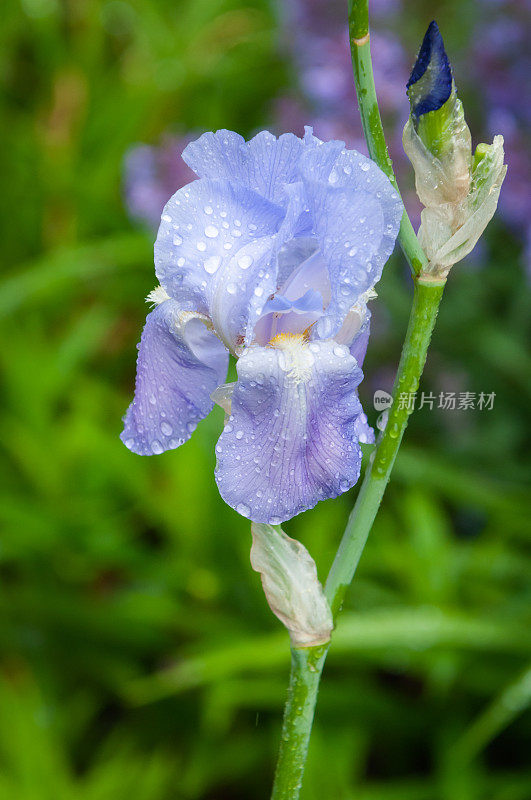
[250,523,333,648]
[403,92,507,280]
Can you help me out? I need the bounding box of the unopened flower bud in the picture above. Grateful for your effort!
[403,21,507,279]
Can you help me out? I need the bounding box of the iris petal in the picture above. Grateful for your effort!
[407,21,453,120]
[121,299,228,455]
[183,129,311,206]
[155,179,284,315]
[214,339,367,523]
[299,147,402,337]
[335,305,371,368]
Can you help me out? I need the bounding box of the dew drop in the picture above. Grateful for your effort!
[204,225,219,238]
[197,241,206,251]
[204,255,221,274]
[226,283,237,294]
[151,440,163,455]
[161,421,172,436]
[236,502,251,517]
[238,255,253,269]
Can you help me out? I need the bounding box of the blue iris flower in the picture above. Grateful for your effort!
[121,128,402,523]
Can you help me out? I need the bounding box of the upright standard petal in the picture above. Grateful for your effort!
[215,337,367,523]
[299,147,402,337]
[182,129,312,206]
[155,178,285,317]
[121,299,228,455]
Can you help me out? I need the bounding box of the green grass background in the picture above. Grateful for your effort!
[0,1,530,798]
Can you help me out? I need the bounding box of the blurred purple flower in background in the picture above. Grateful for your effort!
[276,0,409,148]
[471,2,530,268]
[124,137,196,229]
[274,0,422,228]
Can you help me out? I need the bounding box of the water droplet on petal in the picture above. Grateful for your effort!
[204,255,221,274]
[236,502,251,517]
[333,345,347,357]
[204,225,219,238]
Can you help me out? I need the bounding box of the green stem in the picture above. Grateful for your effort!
[325,277,445,615]
[348,0,427,277]
[270,646,327,800]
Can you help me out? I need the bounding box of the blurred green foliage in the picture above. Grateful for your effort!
[0,1,530,798]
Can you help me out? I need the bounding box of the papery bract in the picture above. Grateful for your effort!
[250,522,333,647]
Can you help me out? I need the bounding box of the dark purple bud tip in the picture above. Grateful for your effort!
[407,21,453,119]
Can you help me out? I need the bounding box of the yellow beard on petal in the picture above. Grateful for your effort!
[269,332,314,384]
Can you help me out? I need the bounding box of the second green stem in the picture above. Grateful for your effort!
[348,0,427,277]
